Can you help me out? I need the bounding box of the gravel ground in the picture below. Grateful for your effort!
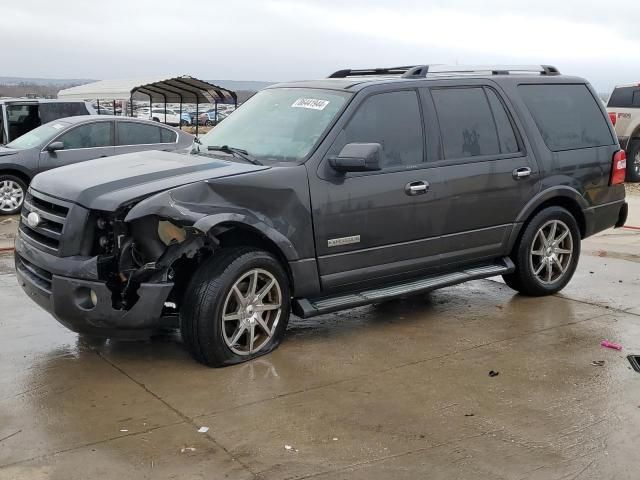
[626,183,640,196]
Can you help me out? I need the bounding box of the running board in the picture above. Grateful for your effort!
[293,257,514,318]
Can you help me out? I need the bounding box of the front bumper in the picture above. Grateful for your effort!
[15,235,173,338]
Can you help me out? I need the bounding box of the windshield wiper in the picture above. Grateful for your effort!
[207,145,262,165]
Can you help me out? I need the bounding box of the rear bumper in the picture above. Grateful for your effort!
[15,236,173,338]
[584,199,628,237]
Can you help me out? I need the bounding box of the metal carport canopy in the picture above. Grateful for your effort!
[57,75,237,104]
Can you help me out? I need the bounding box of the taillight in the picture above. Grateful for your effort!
[609,112,617,125]
[611,150,626,185]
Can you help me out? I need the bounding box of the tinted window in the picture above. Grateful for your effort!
[519,84,613,151]
[432,88,499,159]
[486,89,519,154]
[633,91,640,107]
[39,103,89,123]
[160,128,177,143]
[607,87,635,108]
[117,122,162,145]
[58,122,112,149]
[340,90,424,168]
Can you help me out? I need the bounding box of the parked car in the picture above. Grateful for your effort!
[198,110,226,126]
[0,98,96,145]
[15,65,627,367]
[606,84,640,181]
[95,106,115,115]
[0,116,193,214]
[138,108,191,126]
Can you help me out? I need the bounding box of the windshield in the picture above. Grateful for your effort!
[6,122,67,149]
[197,88,350,162]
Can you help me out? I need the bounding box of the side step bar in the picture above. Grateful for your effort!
[292,257,514,318]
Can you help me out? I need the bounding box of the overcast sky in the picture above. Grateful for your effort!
[2,0,639,92]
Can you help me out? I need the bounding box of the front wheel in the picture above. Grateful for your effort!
[180,247,290,367]
[502,206,580,296]
[626,140,640,182]
[0,175,27,215]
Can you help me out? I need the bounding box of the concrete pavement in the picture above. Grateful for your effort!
[1,197,640,479]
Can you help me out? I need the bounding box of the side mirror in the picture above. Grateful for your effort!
[328,143,382,173]
[46,141,64,152]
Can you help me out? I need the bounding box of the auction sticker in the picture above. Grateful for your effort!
[291,98,329,110]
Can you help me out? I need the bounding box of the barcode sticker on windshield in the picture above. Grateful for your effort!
[291,98,329,110]
[51,123,65,130]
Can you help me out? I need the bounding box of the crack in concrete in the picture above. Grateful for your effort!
[278,427,506,480]
[94,350,259,479]
[0,421,184,469]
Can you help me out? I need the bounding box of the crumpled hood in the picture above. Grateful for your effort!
[30,150,269,211]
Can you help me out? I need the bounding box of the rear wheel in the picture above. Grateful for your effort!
[0,175,27,215]
[205,120,213,126]
[502,207,580,296]
[626,140,640,182]
[180,247,290,367]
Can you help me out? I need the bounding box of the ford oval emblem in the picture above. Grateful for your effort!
[27,212,41,229]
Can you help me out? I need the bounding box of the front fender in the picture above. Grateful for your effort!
[124,188,301,261]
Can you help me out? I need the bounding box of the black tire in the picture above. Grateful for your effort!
[502,206,581,296]
[626,140,640,182]
[0,174,27,215]
[205,120,213,126]
[180,247,291,367]
[152,117,160,122]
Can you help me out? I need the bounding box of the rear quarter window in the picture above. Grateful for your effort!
[39,103,90,123]
[519,84,613,151]
[607,86,637,108]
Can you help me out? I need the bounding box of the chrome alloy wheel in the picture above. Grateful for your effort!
[0,180,24,213]
[221,268,283,355]
[530,219,573,285]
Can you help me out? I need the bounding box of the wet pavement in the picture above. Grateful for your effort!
[1,199,640,479]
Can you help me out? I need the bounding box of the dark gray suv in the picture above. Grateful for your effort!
[15,65,628,367]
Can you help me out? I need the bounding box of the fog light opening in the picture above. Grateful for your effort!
[76,287,98,310]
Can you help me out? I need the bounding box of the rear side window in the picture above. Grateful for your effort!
[340,90,424,168]
[117,122,162,145]
[519,84,613,151]
[432,87,501,159]
[160,128,177,143]
[607,87,636,108]
[39,103,89,123]
[58,122,112,149]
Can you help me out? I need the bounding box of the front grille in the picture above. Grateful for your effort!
[20,191,71,254]
[16,254,52,295]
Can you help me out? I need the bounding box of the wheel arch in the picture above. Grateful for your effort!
[0,168,32,187]
[508,188,587,254]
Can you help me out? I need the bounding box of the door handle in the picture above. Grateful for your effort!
[512,167,531,179]
[405,181,429,196]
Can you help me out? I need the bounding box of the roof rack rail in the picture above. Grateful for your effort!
[327,65,561,79]
[401,64,561,78]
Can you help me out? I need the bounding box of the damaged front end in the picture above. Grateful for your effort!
[15,196,216,338]
[95,206,216,320]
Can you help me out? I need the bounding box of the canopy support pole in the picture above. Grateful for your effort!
[96,99,100,114]
[178,91,183,130]
[129,92,134,117]
[215,100,218,125]
[113,100,116,116]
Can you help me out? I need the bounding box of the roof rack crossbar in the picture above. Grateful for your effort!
[328,66,417,78]
[328,65,561,79]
